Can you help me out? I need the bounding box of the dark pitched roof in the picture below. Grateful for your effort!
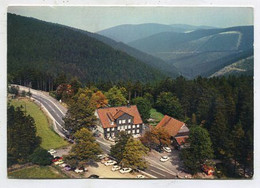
[97,105,143,128]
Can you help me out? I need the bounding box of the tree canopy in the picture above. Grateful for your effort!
[64,88,97,134]
[132,97,152,122]
[181,126,214,174]
[105,86,127,107]
[64,128,102,167]
[7,104,41,166]
[120,137,149,170]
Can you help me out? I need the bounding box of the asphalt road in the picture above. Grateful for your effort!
[17,85,188,179]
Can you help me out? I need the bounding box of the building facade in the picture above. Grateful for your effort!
[95,105,144,138]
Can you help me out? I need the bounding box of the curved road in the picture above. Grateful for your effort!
[14,85,190,179]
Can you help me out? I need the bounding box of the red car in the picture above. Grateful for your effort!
[202,164,214,175]
[52,156,63,163]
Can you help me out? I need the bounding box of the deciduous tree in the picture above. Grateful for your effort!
[105,86,127,107]
[91,90,108,108]
[64,88,96,134]
[120,137,149,170]
[64,128,102,166]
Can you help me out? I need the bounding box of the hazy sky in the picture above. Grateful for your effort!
[8,6,253,32]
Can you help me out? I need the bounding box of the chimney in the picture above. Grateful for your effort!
[127,100,130,107]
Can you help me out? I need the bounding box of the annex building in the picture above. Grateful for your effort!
[156,115,189,147]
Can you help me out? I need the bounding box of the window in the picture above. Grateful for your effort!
[112,128,114,131]
[132,130,135,134]
[137,129,140,133]
[122,120,126,124]
[133,125,135,128]
[111,132,115,137]
[128,119,131,123]
[125,125,127,129]
[118,126,120,130]
[107,128,110,132]
[137,124,140,128]
[119,120,122,124]
[128,130,131,134]
[128,125,131,129]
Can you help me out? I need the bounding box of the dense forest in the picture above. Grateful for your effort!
[7,13,166,90]
[54,75,253,177]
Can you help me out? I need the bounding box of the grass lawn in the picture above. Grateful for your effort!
[8,166,67,179]
[10,98,68,150]
[149,108,164,126]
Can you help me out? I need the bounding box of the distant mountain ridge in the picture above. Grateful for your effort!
[7,13,167,85]
[97,23,217,43]
[127,25,253,78]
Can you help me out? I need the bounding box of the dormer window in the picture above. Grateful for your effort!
[111,121,114,125]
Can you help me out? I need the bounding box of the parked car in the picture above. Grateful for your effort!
[52,156,63,162]
[48,149,56,155]
[160,156,170,162]
[101,157,110,164]
[111,165,121,171]
[88,174,99,178]
[79,167,88,172]
[119,168,132,174]
[97,154,105,160]
[54,160,64,165]
[74,168,84,173]
[137,175,145,178]
[64,165,71,171]
[105,160,117,166]
[201,164,214,175]
[68,139,74,143]
[163,147,172,153]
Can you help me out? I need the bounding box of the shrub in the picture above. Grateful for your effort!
[29,147,53,166]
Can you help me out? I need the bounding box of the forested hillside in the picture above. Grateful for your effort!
[7,13,166,91]
[68,26,180,78]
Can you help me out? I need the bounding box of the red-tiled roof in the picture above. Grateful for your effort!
[156,115,188,137]
[175,136,189,145]
[97,105,143,128]
[113,110,132,119]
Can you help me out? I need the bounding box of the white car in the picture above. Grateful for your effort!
[74,168,84,173]
[163,147,172,153]
[111,165,121,171]
[54,160,64,165]
[105,160,117,166]
[119,168,132,174]
[160,156,170,162]
[48,149,57,155]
